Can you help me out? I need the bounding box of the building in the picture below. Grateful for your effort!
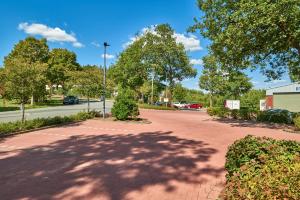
[266,82,300,112]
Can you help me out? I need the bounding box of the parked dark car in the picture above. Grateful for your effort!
[63,96,79,105]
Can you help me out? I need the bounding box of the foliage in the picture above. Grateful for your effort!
[173,83,187,102]
[47,48,80,94]
[111,89,139,120]
[0,111,97,136]
[191,0,300,81]
[293,116,300,131]
[241,89,266,109]
[4,37,49,103]
[207,107,230,118]
[138,104,176,111]
[199,55,252,106]
[112,24,196,100]
[69,65,103,111]
[257,109,293,124]
[223,135,300,200]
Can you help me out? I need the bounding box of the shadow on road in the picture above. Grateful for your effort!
[213,118,291,130]
[0,131,223,200]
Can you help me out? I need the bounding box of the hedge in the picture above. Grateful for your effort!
[0,111,97,136]
[138,104,177,111]
[222,135,300,200]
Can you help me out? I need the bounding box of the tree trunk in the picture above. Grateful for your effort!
[30,95,34,106]
[209,93,213,108]
[87,96,90,113]
[21,103,25,123]
[3,98,6,107]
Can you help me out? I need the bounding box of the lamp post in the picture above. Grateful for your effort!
[103,42,110,119]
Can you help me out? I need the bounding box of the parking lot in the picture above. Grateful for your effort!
[1,109,299,200]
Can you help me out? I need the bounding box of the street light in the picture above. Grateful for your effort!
[103,42,110,119]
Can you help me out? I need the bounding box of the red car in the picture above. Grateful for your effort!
[184,103,203,110]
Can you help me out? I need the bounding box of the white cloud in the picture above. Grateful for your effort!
[267,79,287,84]
[18,22,83,48]
[190,58,203,65]
[123,26,202,51]
[91,41,100,47]
[101,54,115,59]
[174,33,202,51]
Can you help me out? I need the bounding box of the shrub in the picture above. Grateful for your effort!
[0,111,97,136]
[111,89,139,120]
[294,116,300,131]
[257,109,293,124]
[207,107,229,118]
[223,135,300,200]
[138,104,176,110]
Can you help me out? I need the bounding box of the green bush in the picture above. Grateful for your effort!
[207,107,230,118]
[138,104,176,110]
[0,111,97,136]
[257,109,293,124]
[223,135,300,200]
[293,116,300,131]
[111,89,139,120]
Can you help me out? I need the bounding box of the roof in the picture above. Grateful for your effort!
[266,82,300,95]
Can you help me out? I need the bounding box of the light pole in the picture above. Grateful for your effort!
[103,42,110,119]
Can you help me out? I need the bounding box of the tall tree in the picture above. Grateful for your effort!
[47,48,80,96]
[4,58,39,122]
[144,24,197,101]
[4,37,49,107]
[199,55,224,107]
[224,71,253,100]
[190,0,300,81]
[112,24,197,102]
[0,68,7,106]
[173,83,187,102]
[69,65,103,112]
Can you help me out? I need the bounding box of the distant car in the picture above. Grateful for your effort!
[172,101,188,109]
[185,103,203,110]
[63,96,79,105]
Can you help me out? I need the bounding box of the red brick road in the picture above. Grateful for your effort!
[1,110,299,200]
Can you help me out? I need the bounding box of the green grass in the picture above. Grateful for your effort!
[0,111,97,136]
[138,103,177,110]
[0,98,63,112]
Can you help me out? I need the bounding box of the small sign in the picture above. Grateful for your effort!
[260,100,266,111]
[225,100,240,110]
[163,98,169,103]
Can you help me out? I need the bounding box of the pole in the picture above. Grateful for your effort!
[103,42,110,119]
[103,44,107,119]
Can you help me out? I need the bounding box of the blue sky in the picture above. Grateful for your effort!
[0,0,290,90]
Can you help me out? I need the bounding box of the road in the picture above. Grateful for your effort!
[0,100,113,123]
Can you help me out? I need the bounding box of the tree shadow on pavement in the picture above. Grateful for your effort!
[213,118,290,130]
[0,131,223,200]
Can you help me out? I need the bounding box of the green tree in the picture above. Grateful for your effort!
[199,55,224,107]
[241,89,266,109]
[144,24,197,101]
[224,71,253,100]
[4,59,38,122]
[173,83,187,102]
[0,68,7,106]
[190,0,300,81]
[47,48,80,96]
[69,65,103,112]
[4,37,49,105]
[112,24,197,102]
[110,38,148,91]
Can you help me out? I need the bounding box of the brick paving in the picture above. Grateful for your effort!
[1,109,299,200]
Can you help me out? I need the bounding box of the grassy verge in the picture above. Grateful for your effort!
[138,104,177,111]
[0,98,63,112]
[0,111,97,136]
